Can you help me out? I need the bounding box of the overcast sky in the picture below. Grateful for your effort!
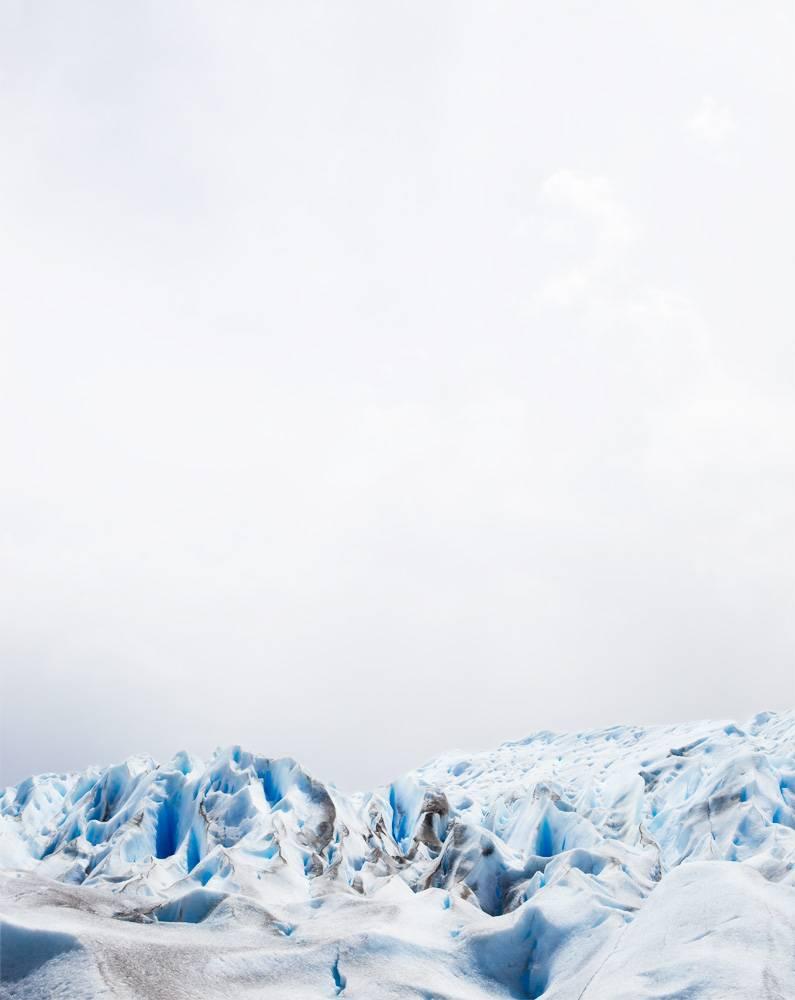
[2,2,793,791]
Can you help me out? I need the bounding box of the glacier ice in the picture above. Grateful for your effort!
[0,711,793,998]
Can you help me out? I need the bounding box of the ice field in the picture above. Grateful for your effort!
[1,711,793,998]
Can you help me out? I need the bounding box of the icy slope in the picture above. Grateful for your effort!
[1,711,793,999]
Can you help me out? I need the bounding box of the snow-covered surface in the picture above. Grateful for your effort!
[1,711,793,998]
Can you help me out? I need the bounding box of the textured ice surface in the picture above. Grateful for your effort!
[1,711,793,998]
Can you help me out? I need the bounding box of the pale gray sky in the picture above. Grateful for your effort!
[2,2,793,791]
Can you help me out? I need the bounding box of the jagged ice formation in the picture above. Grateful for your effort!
[1,711,793,998]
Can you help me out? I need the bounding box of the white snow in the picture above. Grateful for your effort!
[1,711,793,998]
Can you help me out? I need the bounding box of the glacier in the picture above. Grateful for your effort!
[1,711,793,998]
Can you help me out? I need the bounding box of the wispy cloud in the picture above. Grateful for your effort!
[535,169,638,307]
[687,95,736,144]
[539,169,637,247]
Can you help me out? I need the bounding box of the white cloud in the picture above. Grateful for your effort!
[2,5,793,791]
[539,169,637,247]
[535,169,639,307]
[687,95,736,144]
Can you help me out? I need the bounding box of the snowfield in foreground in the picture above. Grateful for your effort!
[1,712,793,999]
